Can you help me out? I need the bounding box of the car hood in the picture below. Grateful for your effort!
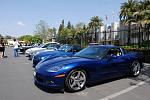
[36,56,93,71]
[26,47,41,53]
[28,48,47,53]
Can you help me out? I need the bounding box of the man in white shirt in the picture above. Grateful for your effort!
[13,39,20,57]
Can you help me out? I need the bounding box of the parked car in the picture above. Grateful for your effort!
[29,43,60,60]
[19,43,40,54]
[25,42,60,60]
[34,45,144,92]
[33,44,82,67]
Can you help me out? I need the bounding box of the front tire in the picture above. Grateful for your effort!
[65,69,87,92]
[130,60,141,77]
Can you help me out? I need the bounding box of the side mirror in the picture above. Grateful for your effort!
[67,49,77,53]
[111,55,117,59]
[106,54,117,60]
[73,49,77,52]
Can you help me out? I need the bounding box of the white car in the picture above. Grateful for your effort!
[25,42,60,59]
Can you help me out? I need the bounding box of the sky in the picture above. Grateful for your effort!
[0,0,127,37]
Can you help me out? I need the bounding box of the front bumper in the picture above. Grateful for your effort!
[34,71,65,90]
[33,59,40,68]
[28,54,34,60]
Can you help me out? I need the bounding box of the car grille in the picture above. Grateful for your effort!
[33,59,40,66]
[35,75,44,83]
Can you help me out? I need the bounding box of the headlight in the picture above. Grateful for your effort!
[32,52,37,56]
[35,65,40,69]
[41,56,48,60]
[35,52,40,55]
[25,50,30,53]
[47,65,64,72]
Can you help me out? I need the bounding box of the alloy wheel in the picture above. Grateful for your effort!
[65,69,87,92]
[132,61,141,76]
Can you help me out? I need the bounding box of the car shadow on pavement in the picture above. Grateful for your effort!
[86,76,127,88]
[129,64,150,85]
[34,82,64,94]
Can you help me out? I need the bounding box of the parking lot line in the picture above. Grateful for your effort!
[98,78,150,100]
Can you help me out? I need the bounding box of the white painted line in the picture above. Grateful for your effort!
[99,78,150,100]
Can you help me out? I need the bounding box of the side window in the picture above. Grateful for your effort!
[107,48,122,56]
[56,44,60,49]
[73,45,82,52]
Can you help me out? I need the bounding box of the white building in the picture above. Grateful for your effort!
[98,22,119,45]
[7,39,14,45]
[97,21,150,45]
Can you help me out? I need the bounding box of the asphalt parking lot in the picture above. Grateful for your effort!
[0,47,150,100]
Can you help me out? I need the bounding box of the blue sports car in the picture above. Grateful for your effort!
[33,44,82,67]
[34,45,143,92]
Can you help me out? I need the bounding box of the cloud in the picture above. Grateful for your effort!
[17,21,26,26]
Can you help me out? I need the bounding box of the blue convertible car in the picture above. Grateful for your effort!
[34,45,143,92]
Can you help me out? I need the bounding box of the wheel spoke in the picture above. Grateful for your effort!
[70,80,76,88]
[79,76,85,81]
[77,71,81,78]
[77,81,82,89]
[133,66,137,72]
[70,76,75,80]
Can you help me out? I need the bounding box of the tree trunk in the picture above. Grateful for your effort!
[95,28,97,43]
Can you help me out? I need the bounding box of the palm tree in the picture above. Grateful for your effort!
[88,16,103,43]
[133,0,150,42]
[120,0,138,44]
[141,0,150,24]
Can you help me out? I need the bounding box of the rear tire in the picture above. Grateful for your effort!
[130,60,141,77]
[65,69,87,92]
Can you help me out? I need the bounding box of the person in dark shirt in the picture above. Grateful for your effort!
[0,38,5,58]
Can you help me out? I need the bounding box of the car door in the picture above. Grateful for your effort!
[116,49,131,74]
[96,48,126,80]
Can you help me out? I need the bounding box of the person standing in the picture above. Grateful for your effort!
[0,39,4,58]
[13,39,20,57]
[1,38,5,58]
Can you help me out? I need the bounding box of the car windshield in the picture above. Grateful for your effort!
[42,43,52,48]
[47,44,60,49]
[74,46,108,59]
[58,44,72,52]
[37,44,44,48]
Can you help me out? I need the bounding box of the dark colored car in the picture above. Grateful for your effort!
[33,44,82,67]
[34,45,143,92]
